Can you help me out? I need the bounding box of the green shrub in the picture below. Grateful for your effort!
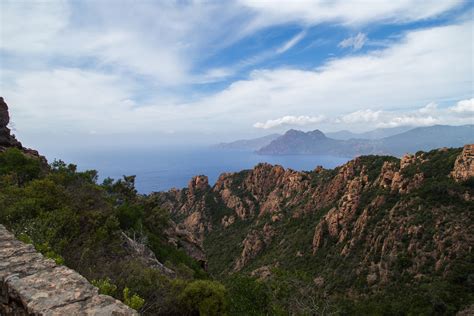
[225,275,270,316]
[123,287,145,311]
[92,278,118,296]
[179,280,229,316]
[0,148,42,185]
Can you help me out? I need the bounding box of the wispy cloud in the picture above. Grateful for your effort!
[276,31,306,54]
[339,33,367,50]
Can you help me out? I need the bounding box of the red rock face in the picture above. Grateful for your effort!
[451,144,474,182]
[157,146,473,285]
[189,175,209,192]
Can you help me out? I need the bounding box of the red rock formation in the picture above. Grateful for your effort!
[157,146,473,285]
[451,144,474,182]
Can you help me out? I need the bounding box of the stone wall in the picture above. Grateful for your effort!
[0,225,137,316]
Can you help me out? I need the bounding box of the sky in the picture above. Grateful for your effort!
[1,0,473,152]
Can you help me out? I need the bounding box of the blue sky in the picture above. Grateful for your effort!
[0,0,473,151]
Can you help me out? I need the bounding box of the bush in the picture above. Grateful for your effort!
[123,287,145,311]
[179,280,229,316]
[92,278,118,296]
[225,275,270,316]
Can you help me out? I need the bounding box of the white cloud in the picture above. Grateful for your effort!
[0,1,70,53]
[337,106,439,128]
[3,69,137,132]
[339,33,367,50]
[337,99,474,129]
[254,115,325,129]
[449,98,474,113]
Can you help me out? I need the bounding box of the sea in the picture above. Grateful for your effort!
[57,147,350,194]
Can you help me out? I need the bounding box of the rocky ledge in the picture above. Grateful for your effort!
[0,225,137,316]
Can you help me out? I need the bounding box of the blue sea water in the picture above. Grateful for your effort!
[60,147,350,194]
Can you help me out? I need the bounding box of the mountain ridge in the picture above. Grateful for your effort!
[257,125,474,156]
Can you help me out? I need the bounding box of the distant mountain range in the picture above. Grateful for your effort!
[258,125,474,156]
[214,133,281,150]
[216,125,474,157]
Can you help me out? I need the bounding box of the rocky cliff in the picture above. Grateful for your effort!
[0,97,22,150]
[156,145,474,311]
[0,225,136,315]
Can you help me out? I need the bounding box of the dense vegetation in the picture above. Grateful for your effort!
[0,148,227,315]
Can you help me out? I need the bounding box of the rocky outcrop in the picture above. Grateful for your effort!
[0,225,136,315]
[377,154,424,194]
[165,221,207,268]
[234,223,275,271]
[0,97,22,150]
[451,144,474,182]
[121,232,176,277]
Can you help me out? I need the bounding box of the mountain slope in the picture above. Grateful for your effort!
[326,126,413,140]
[381,124,474,156]
[214,133,281,150]
[156,145,474,314]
